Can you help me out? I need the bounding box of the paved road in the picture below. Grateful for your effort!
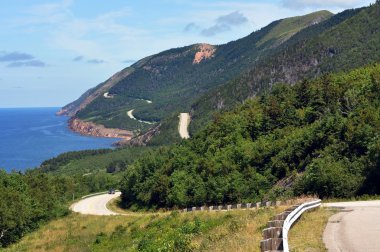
[70,192,121,216]
[323,200,380,252]
[179,113,190,139]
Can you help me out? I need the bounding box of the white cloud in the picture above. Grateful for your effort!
[13,1,142,62]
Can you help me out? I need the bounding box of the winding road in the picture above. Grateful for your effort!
[70,192,121,216]
[323,201,380,252]
[71,193,380,251]
[126,99,154,124]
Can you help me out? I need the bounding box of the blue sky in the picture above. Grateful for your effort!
[0,0,374,108]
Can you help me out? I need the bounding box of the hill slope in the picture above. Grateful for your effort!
[191,3,380,131]
[120,64,380,209]
[59,11,333,139]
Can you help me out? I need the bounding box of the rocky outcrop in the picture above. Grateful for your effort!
[69,118,133,140]
[117,124,161,146]
[193,44,216,64]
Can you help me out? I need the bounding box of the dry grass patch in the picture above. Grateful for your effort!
[288,207,334,252]
[4,206,287,252]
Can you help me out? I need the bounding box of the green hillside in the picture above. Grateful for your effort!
[120,64,380,209]
[61,11,333,136]
[191,3,380,132]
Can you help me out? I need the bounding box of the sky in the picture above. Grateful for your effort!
[0,0,375,108]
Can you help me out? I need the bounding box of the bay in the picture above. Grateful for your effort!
[0,107,119,171]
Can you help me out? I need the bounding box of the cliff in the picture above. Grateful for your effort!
[69,118,133,140]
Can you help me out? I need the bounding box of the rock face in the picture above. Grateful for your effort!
[118,124,161,146]
[69,118,133,140]
[193,44,216,64]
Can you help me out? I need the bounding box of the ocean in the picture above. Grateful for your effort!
[0,107,119,172]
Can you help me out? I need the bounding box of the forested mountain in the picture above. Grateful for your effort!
[60,3,380,145]
[191,2,380,131]
[59,11,333,136]
[120,64,380,209]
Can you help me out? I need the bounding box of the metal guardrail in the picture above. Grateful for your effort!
[260,199,321,252]
[80,190,121,199]
[282,199,321,252]
[181,200,296,213]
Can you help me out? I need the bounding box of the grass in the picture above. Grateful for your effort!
[288,207,335,252]
[3,206,287,252]
[322,194,380,203]
[256,10,332,47]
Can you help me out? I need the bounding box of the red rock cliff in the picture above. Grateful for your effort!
[69,118,133,140]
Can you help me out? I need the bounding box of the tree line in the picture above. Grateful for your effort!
[120,64,380,209]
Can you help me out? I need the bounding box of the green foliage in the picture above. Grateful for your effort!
[0,170,72,247]
[39,149,112,173]
[90,213,229,252]
[192,3,380,132]
[69,11,332,140]
[147,113,182,146]
[0,145,154,248]
[120,64,380,209]
[40,146,152,176]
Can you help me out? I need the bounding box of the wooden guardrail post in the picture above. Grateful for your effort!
[260,199,321,252]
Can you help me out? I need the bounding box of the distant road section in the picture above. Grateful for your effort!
[323,200,380,252]
[71,192,121,216]
[127,109,136,120]
[179,113,190,139]
[127,109,154,124]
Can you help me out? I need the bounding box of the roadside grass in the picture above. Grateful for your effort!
[288,207,335,252]
[106,197,138,215]
[322,194,380,203]
[4,206,286,252]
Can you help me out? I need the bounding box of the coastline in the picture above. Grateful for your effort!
[69,118,133,142]
[0,108,119,171]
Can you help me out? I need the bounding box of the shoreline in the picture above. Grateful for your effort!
[69,118,133,143]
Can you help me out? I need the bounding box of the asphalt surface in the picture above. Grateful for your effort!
[70,192,121,216]
[323,200,380,252]
[179,113,190,139]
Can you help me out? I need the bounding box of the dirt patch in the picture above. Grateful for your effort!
[193,44,216,64]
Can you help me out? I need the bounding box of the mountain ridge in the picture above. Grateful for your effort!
[59,10,333,143]
[190,3,380,132]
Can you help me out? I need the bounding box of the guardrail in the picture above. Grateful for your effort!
[80,190,121,199]
[181,200,293,213]
[260,199,321,252]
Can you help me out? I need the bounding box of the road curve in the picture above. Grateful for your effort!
[70,192,121,216]
[323,200,380,252]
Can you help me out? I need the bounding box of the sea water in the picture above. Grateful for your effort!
[0,107,118,171]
